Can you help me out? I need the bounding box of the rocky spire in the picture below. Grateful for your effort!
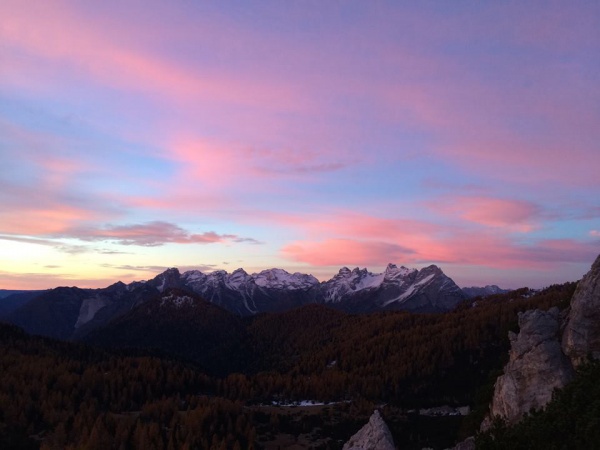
[342,410,395,450]
[483,307,574,428]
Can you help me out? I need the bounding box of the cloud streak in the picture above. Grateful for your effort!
[0,235,89,254]
[57,221,261,247]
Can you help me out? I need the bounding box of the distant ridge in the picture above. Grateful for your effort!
[462,285,509,299]
[6,263,466,340]
[148,263,466,314]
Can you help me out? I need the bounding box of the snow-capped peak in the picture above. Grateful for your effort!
[227,268,252,289]
[384,263,415,280]
[322,266,386,301]
[253,268,318,290]
[338,267,352,276]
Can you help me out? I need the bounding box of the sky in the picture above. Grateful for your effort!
[1,0,599,290]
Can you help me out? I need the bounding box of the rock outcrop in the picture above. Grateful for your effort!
[485,307,574,427]
[482,254,600,430]
[343,410,395,450]
[562,254,600,367]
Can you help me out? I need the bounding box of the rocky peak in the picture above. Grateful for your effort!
[342,410,395,450]
[383,263,414,280]
[105,281,127,293]
[422,264,441,273]
[562,254,600,367]
[338,267,352,276]
[231,268,249,276]
[229,268,250,282]
[484,307,574,428]
[149,268,181,293]
[210,270,228,278]
[351,267,369,277]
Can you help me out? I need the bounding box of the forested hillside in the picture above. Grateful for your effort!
[0,282,576,449]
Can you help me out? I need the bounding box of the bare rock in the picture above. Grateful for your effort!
[562,254,600,367]
[343,410,395,450]
[486,307,574,426]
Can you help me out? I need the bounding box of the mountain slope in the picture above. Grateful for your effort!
[9,287,92,340]
[8,282,158,340]
[0,290,47,318]
[83,288,249,375]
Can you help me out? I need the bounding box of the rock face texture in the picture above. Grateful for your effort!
[562,254,600,367]
[342,410,395,450]
[486,307,574,426]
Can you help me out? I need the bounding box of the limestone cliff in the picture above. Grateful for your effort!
[483,254,600,430]
[562,254,600,366]
[485,307,574,427]
[343,410,395,450]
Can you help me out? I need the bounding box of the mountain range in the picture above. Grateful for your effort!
[0,255,591,450]
[5,263,468,340]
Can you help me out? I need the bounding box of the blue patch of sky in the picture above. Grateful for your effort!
[0,94,177,185]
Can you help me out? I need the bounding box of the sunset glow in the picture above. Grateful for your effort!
[1,1,599,289]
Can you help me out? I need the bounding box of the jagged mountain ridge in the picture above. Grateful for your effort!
[7,263,465,340]
[149,263,466,315]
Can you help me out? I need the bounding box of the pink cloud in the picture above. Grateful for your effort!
[267,210,440,239]
[0,204,106,236]
[274,209,599,271]
[0,1,315,114]
[282,239,415,267]
[428,196,543,232]
[3,1,597,194]
[282,233,599,271]
[591,230,600,238]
